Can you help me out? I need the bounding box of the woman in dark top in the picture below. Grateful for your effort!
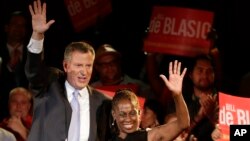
[110,60,190,141]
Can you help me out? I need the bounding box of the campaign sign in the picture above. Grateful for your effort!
[64,0,112,32]
[218,92,250,141]
[144,6,214,57]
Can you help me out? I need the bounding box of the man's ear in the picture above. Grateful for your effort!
[63,60,67,72]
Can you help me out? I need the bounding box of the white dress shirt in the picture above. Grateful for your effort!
[27,38,44,54]
[65,81,90,141]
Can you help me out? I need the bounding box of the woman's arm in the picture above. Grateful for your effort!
[148,60,190,141]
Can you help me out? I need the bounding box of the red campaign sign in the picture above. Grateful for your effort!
[94,84,145,110]
[144,6,214,57]
[64,0,112,32]
[218,92,250,141]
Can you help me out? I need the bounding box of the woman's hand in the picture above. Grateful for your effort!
[160,60,187,96]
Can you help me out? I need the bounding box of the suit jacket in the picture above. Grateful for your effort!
[0,42,28,121]
[25,51,111,141]
[0,42,28,88]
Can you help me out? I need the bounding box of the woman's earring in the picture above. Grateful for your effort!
[112,119,115,126]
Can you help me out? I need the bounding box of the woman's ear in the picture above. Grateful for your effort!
[111,110,115,119]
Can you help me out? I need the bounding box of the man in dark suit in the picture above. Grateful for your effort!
[25,0,111,141]
[0,11,29,121]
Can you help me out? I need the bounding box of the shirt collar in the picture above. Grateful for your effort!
[7,43,23,53]
[65,81,88,99]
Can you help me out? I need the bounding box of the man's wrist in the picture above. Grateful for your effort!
[32,31,44,40]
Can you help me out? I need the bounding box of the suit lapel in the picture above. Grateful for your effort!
[58,76,72,137]
[87,86,98,141]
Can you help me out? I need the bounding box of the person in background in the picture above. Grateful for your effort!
[25,0,110,141]
[0,87,32,141]
[140,98,166,129]
[110,60,190,141]
[0,10,30,121]
[91,44,153,99]
[182,54,219,141]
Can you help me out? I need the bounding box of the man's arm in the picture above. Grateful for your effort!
[25,0,55,95]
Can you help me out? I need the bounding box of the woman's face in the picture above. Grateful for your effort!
[112,99,140,138]
[9,93,31,119]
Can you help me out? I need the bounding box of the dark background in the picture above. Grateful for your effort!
[1,0,249,95]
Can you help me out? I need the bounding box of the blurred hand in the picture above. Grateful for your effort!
[7,115,29,140]
[199,93,217,120]
[211,124,222,141]
[7,115,26,133]
[174,132,198,141]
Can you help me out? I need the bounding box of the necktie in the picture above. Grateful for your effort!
[68,90,80,141]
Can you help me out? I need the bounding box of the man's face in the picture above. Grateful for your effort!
[112,99,140,138]
[9,93,31,118]
[63,51,94,89]
[5,15,27,42]
[95,54,121,84]
[190,59,215,91]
